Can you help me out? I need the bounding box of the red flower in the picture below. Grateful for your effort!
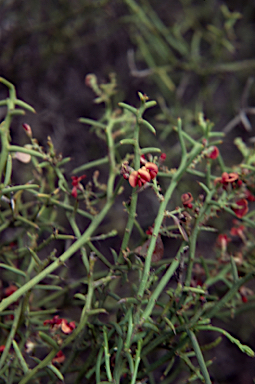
[52,351,65,364]
[181,192,193,208]
[214,172,239,187]
[43,315,62,328]
[129,168,151,188]
[0,346,5,353]
[61,319,76,334]
[44,315,76,334]
[144,162,158,179]
[232,199,248,218]
[208,146,219,159]
[71,175,86,198]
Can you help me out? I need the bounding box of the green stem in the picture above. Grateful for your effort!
[103,326,113,382]
[105,120,116,200]
[0,303,22,370]
[186,329,212,384]
[20,255,97,384]
[131,340,142,384]
[186,187,215,286]
[118,117,140,260]
[9,145,46,159]
[137,123,203,298]
[0,119,11,180]
[140,243,185,323]
[0,197,115,312]
[205,272,254,319]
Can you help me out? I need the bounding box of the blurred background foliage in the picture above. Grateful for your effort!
[1,0,255,382]
[1,0,255,164]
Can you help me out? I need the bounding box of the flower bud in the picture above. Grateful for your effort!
[181,192,193,208]
[22,123,32,138]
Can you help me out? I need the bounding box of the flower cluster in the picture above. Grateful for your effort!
[213,171,254,219]
[214,171,240,187]
[129,162,158,187]
[42,315,76,365]
[44,315,76,334]
[121,153,163,189]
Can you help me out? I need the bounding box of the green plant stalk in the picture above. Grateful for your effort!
[0,120,11,181]
[96,347,104,384]
[0,303,22,370]
[140,243,185,323]
[19,349,57,384]
[105,119,117,200]
[0,195,116,313]
[206,161,211,188]
[61,261,107,350]
[179,351,204,381]
[118,119,140,260]
[33,194,94,220]
[130,340,142,384]
[1,184,39,194]
[230,255,239,282]
[126,350,134,375]
[0,263,27,277]
[113,337,124,383]
[20,255,98,384]
[205,272,254,319]
[185,187,215,286]
[0,80,16,180]
[138,121,203,298]
[72,156,109,174]
[3,154,12,186]
[47,364,64,382]
[187,329,212,384]
[103,326,113,382]
[67,213,89,272]
[124,307,134,350]
[15,215,39,229]
[196,325,254,357]
[87,241,113,269]
[9,145,46,158]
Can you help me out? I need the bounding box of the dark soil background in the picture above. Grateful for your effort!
[1,0,255,383]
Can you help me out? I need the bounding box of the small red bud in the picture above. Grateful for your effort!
[208,146,219,159]
[181,192,193,207]
[160,153,166,161]
[22,123,32,138]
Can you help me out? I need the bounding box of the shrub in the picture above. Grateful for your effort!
[0,75,255,384]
